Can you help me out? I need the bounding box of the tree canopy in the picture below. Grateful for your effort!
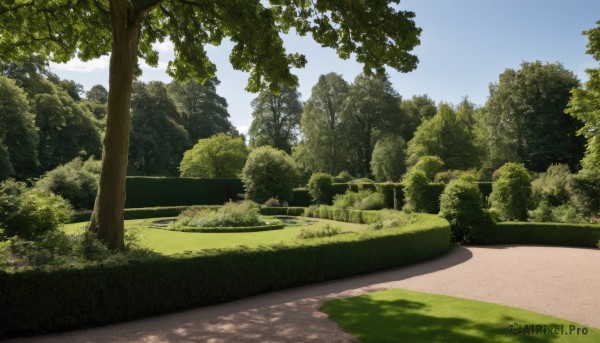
[180,134,248,178]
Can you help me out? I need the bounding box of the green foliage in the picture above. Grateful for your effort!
[307,173,334,204]
[407,103,482,170]
[531,164,572,207]
[249,86,302,154]
[36,157,100,210]
[399,94,438,141]
[170,201,265,229]
[434,170,479,184]
[0,140,14,181]
[179,134,248,178]
[125,177,243,208]
[439,178,491,243]
[264,197,281,207]
[489,163,533,221]
[371,135,407,182]
[411,156,445,181]
[333,171,354,183]
[332,190,386,211]
[85,84,108,104]
[569,169,600,217]
[478,222,600,247]
[241,146,299,203]
[401,170,431,213]
[478,61,583,172]
[297,224,342,239]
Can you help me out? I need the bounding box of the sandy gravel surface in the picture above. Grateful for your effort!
[7,245,599,343]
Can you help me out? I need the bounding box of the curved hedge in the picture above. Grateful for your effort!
[169,223,285,233]
[0,212,450,338]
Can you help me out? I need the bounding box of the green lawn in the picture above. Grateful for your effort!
[321,289,600,343]
[64,217,367,255]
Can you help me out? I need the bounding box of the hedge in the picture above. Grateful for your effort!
[260,206,306,216]
[474,222,600,247]
[0,213,450,338]
[169,223,285,233]
[125,177,244,208]
[70,206,220,223]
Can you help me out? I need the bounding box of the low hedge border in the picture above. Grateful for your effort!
[475,222,600,247]
[0,213,451,338]
[168,223,285,233]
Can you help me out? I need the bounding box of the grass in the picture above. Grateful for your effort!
[63,217,367,255]
[321,289,600,343]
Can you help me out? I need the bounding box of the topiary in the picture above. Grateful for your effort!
[401,169,430,212]
[489,163,533,221]
[241,146,299,203]
[439,178,491,243]
[307,172,334,204]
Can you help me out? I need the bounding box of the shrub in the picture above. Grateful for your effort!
[307,173,333,204]
[529,201,555,222]
[434,169,479,184]
[489,163,532,221]
[179,134,249,178]
[241,146,299,203]
[297,224,342,239]
[36,157,100,210]
[264,197,281,207]
[333,170,354,183]
[439,178,491,243]
[169,201,265,229]
[569,169,600,218]
[531,164,572,207]
[401,169,431,212]
[332,190,386,211]
[411,156,445,181]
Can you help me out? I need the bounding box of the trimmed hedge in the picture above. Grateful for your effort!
[474,222,600,247]
[0,213,450,338]
[169,223,285,233]
[290,188,312,207]
[125,177,243,208]
[260,206,306,216]
[70,206,220,223]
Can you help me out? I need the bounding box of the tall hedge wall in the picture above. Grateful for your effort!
[0,214,451,338]
[125,177,244,208]
[474,222,600,247]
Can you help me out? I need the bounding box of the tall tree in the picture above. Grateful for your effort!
[407,103,482,170]
[129,81,189,176]
[477,61,583,172]
[566,21,600,170]
[0,75,39,178]
[180,133,248,178]
[86,85,109,104]
[168,78,236,143]
[249,85,302,154]
[341,73,403,177]
[371,134,407,182]
[297,73,349,174]
[0,1,421,249]
[399,94,437,141]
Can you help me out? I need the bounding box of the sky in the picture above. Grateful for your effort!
[50,0,600,136]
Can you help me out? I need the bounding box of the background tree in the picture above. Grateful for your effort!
[58,79,84,101]
[129,81,189,176]
[0,1,421,249]
[407,103,481,170]
[399,94,437,141]
[0,140,14,181]
[341,73,404,177]
[567,21,600,170]
[86,85,109,104]
[180,134,248,178]
[298,73,350,174]
[249,86,303,154]
[0,75,39,178]
[477,61,583,172]
[371,134,407,182]
[168,78,237,143]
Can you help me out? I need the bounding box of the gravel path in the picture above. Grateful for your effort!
[8,245,600,343]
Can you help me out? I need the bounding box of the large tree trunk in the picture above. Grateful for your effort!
[89,1,142,250]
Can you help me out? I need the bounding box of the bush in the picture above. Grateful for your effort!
[529,202,555,222]
[401,169,430,212]
[0,180,72,240]
[570,169,600,218]
[297,224,342,239]
[439,178,491,243]
[489,163,532,221]
[241,146,299,203]
[36,157,100,210]
[531,164,572,207]
[333,170,354,183]
[169,201,265,229]
[434,169,479,184]
[307,173,334,204]
[264,197,281,207]
[179,134,249,178]
[332,190,386,211]
[411,156,445,181]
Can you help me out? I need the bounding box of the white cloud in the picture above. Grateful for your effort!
[236,125,249,136]
[50,56,110,73]
[154,40,174,52]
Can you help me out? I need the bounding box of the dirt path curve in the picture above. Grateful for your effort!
[8,245,600,343]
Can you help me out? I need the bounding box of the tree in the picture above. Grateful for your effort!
[489,163,533,221]
[86,85,109,104]
[128,81,189,176]
[168,78,237,143]
[249,85,303,154]
[399,94,437,141]
[180,134,248,178]
[58,79,84,101]
[0,75,39,178]
[298,73,350,175]
[341,73,404,177]
[566,21,600,170]
[241,146,299,203]
[478,61,583,172]
[371,134,407,182]
[407,103,481,170]
[0,139,14,181]
[0,1,421,249]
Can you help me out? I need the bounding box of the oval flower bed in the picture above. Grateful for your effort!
[165,201,284,233]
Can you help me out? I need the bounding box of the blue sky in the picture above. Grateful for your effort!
[50,0,600,135]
